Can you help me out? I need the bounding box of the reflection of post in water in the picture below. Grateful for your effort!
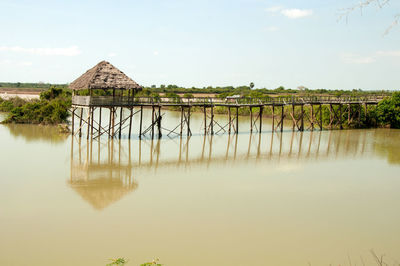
[257,133,261,159]
[70,138,137,210]
[208,135,213,167]
[306,131,313,158]
[297,131,303,159]
[247,133,252,159]
[289,131,295,157]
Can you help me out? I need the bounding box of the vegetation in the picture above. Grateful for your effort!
[0,86,71,124]
[375,92,400,128]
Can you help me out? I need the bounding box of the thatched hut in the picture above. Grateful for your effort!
[69,60,142,97]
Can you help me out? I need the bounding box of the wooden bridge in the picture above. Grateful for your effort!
[71,95,382,139]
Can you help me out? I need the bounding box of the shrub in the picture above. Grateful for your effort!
[376,92,400,128]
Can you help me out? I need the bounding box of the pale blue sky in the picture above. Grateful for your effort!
[0,0,399,90]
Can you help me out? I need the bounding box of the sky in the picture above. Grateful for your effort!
[0,0,399,90]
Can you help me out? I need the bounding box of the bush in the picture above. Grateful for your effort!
[1,87,71,124]
[376,92,400,128]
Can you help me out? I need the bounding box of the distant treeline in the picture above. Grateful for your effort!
[0,82,392,97]
[140,84,391,98]
[0,82,67,90]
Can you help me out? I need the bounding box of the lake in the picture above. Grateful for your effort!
[0,110,400,265]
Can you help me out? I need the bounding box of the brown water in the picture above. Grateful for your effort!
[1,110,400,265]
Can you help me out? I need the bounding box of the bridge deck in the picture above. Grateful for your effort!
[72,95,382,108]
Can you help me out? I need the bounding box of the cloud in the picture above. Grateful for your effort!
[341,50,400,64]
[108,52,117,57]
[264,26,279,32]
[0,60,33,67]
[281,9,313,19]
[265,6,283,13]
[376,50,400,57]
[0,45,81,56]
[18,61,33,66]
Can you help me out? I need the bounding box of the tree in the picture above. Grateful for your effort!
[339,0,399,35]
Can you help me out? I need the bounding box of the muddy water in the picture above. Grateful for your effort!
[0,110,400,265]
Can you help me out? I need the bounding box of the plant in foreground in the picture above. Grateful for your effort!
[107,257,128,266]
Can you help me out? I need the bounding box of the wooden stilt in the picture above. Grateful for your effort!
[139,106,143,139]
[272,104,275,132]
[292,104,295,131]
[259,106,263,133]
[300,104,304,131]
[79,108,83,137]
[128,107,133,139]
[329,104,333,129]
[228,107,231,134]
[210,105,214,135]
[319,104,323,131]
[281,105,284,132]
[90,107,94,139]
[108,107,112,138]
[310,104,314,130]
[180,106,184,136]
[71,108,75,135]
[158,106,162,138]
[235,107,239,134]
[111,107,115,138]
[151,105,155,139]
[204,106,207,135]
[87,107,91,140]
[187,106,191,136]
[339,103,343,130]
[119,107,123,138]
[348,104,351,125]
[250,107,253,133]
[98,107,102,137]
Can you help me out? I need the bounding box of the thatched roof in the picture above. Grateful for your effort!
[69,60,142,90]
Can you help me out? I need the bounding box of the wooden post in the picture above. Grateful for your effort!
[364,103,368,126]
[71,108,75,135]
[111,107,115,138]
[348,104,351,125]
[210,105,214,135]
[228,107,231,134]
[79,108,83,137]
[358,103,361,127]
[90,107,94,139]
[128,107,133,139]
[118,107,123,138]
[151,105,155,139]
[310,104,314,130]
[339,103,343,130]
[292,104,295,131]
[158,106,162,138]
[281,105,284,132]
[236,107,239,134]
[203,106,207,135]
[187,106,191,136]
[250,107,253,133]
[319,104,322,131]
[300,104,304,131]
[87,107,91,140]
[98,107,102,137]
[272,104,275,132]
[259,106,263,133]
[180,106,184,136]
[139,106,143,139]
[329,104,333,130]
[108,108,112,138]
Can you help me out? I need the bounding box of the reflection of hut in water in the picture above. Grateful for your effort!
[70,141,137,210]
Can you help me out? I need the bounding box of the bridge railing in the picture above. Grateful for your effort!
[72,95,383,107]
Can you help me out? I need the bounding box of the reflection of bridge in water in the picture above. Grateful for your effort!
[69,130,375,209]
[71,130,372,170]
